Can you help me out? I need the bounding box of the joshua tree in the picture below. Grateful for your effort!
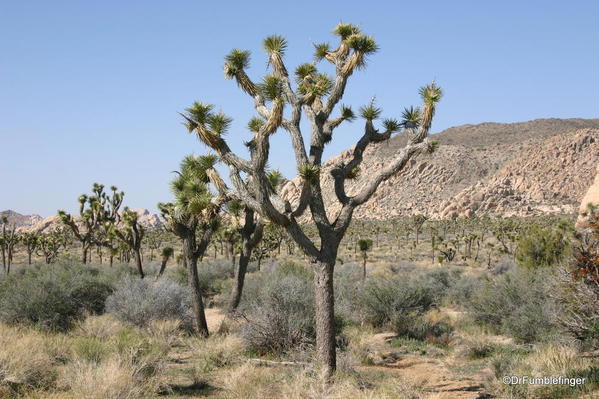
[1,216,18,273]
[159,154,225,336]
[58,184,124,263]
[37,230,67,264]
[145,229,164,261]
[358,238,373,279]
[179,23,441,375]
[108,208,146,278]
[20,231,40,264]
[156,246,174,278]
[411,214,429,246]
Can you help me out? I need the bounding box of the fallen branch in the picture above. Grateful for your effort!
[247,358,310,367]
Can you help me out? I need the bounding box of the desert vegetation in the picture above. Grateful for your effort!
[1,206,597,398]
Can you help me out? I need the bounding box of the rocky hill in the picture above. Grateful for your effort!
[0,210,42,229]
[280,118,599,220]
[1,209,163,233]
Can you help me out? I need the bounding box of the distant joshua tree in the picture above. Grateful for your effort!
[20,231,40,265]
[156,246,174,278]
[179,23,441,375]
[159,154,226,337]
[358,238,373,280]
[58,184,124,264]
[108,208,146,278]
[37,230,67,264]
[0,216,18,273]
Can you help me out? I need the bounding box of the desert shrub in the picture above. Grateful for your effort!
[237,261,315,355]
[491,256,516,275]
[515,227,569,269]
[0,264,114,331]
[446,273,481,306]
[357,274,437,328]
[105,277,192,329]
[467,268,562,343]
[334,264,364,325]
[394,310,454,345]
[167,258,232,295]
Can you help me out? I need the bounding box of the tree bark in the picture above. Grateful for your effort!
[134,249,145,279]
[82,244,88,264]
[184,237,209,337]
[229,248,250,311]
[314,260,336,378]
[157,258,168,278]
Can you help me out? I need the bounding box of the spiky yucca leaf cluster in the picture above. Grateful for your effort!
[259,75,285,101]
[340,105,356,121]
[223,49,256,96]
[224,49,251,78]
[383,118,401,133]
[298,164,320,183]
[263,35,287,55]
[419,82,443,132]
[401,106,421,129]
[121,207,139,226]
[247,117,265,133]
[264,35,288,76]
[183,102,232,150]
[266,169,283,191]
[345,34,378,54]
[333,23,361,39]
[427,140,440,154]
[170,155,216,219]
[313,42,331,60]
[359,103,382,121]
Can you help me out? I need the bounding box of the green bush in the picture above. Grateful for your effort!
[105,277,192,329]
[238,261,315,355]
[515,227,569,269]
[467,268,562,343]
[167,258,232,296]
[357,273,438,328]
[0,264,115,331]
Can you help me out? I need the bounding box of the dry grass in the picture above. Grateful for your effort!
[58,353,165,399]
[0,322,58,392]
[218,362,426,399]
[75,314,124,339]
[187,333,246,373]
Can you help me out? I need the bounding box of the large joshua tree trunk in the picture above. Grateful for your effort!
[134,249,145,279]
[184,235,209,337]
[314,258,336,372]
[82,243,89,264]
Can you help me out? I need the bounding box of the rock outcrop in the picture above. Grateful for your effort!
[2,209,163,233]
[280,119,599,220]
[576,162,599,228]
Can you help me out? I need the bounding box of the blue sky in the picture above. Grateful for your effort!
[1,1,598,215]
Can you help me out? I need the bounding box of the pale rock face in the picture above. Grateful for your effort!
[576,163,599,229]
